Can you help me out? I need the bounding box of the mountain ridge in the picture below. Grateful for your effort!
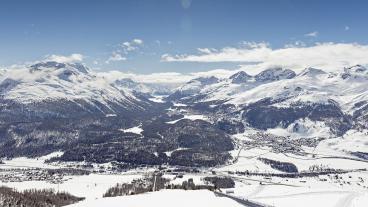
[0,62,367,167]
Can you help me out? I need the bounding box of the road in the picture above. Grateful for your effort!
[214,191,274,207]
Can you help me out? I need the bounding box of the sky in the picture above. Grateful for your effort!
[0,0,368,74]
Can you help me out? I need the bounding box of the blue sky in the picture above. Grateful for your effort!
[0,0,367,73]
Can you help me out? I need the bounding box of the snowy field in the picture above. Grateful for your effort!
[231,182,368,207]
[68,189,244,207]
[208,133,368,207]
[0,173,144,200]
[0,174,142,200]
[0,152,148,200]
[120,124,144,135]
[216,144,368,173]
[148,95,166,103]
[166,114,208,124]
[0,151,64,169]
[1,142,368,207]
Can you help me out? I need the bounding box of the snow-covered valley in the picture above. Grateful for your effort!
[0,62,368,207]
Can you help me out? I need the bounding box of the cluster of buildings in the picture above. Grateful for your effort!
[0,169,67,184]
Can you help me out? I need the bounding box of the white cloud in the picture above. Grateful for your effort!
[132,39,143,45]
[121,42,136,52]
[44,54,84,63]
[105,52,126,64]
[345,26,350,31]
[161,42,368,73]
[104,38,145,64]
[96,68,238,85]
[304,31,318,37]
[190,69,239,79]
[121,39,144,53]
[284,41,306,48]
[161,42,271,63]
[97,71,192,84]
[197,48,215,54]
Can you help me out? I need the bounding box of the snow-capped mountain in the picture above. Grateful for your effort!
[298,67,327,77]
[229,71,252,84]
[0,61,154,117]
[341,64,368,80]
[169,65,368,137]
[178,76,219,94]
[254,67,296,82]
[0,61,233,167]
[1,61,367,167]
[167,76,220,100]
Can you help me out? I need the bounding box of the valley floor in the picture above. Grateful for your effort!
[0,144,368,207]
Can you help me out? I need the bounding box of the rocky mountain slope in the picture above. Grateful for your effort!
[0,61,156,118]
[1,62,367,167]
[168,65,368,138]
[0,61,233,167]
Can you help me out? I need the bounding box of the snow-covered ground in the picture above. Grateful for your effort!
[217,147,280,173]
[0,151,64,169]
[68,189,244,207]
[162,173,206,186]
[120,125,144,135]
[230,180,368,207]
[0,173,144,201]
[163,147,189,157]
[172,102,187,107]
[266,118,333,139]
[0,132,367,207]
[148,95,166,103]
[317,129,368,153]
[217,144,368,173]
[166,114,208,124]
[211,138,368,207]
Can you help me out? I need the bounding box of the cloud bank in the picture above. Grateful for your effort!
[96,69,238,85]
[161,42,368,73]
[45,54,84,63]
[97,71,189,84]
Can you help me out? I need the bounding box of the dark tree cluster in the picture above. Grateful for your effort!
[204,177,235,188]
[0,186,83,207]
[103,175,169,197]
[258,158,298,173]
[161,178,216,191]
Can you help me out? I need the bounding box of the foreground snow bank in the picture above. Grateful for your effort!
[68,189,244,207]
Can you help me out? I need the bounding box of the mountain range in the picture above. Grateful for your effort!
[0,61,367,167]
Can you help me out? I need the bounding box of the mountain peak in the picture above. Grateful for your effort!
[341,65,368,79]
[30,61,90,74]
[298,67,327,77]
[229,71,252,83]
[346,65,367,73]
[255,67,296,82]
